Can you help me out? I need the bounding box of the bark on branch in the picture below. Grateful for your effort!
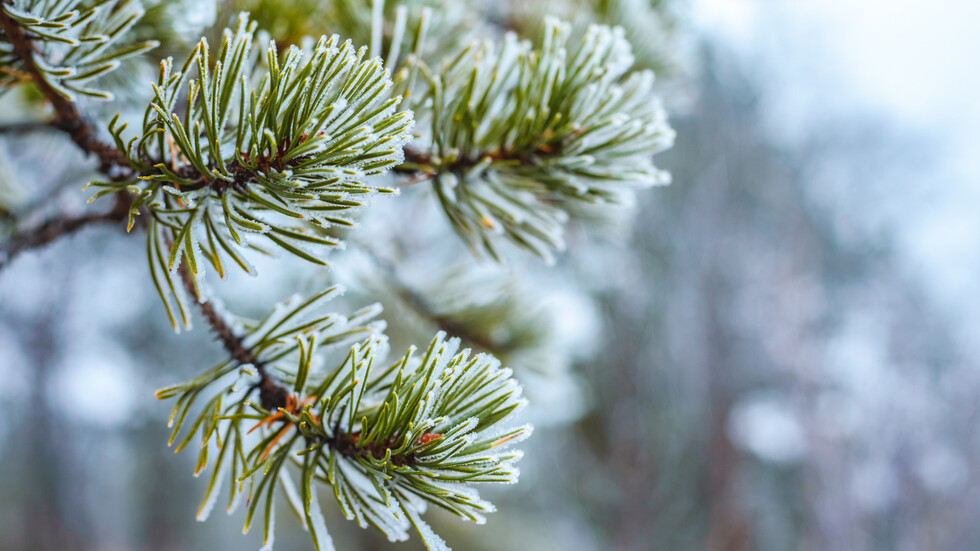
[0,193,130,271]
[0,5,132,175]
[175,263,288,411]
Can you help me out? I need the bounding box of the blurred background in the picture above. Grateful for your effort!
[2,0,980,550]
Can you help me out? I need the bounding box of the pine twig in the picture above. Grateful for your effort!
[395,145,536,182]
[0,192,130,270]
[172,263,423,464]
[0,5,132,175]
[0,120,55,134]
[0,4,138,272]
[174,263,288,411]
[358,244,502,354]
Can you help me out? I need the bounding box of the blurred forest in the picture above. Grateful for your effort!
[2,1,980,550]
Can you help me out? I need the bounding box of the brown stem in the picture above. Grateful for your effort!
[0,6,132,175]
[0,6,432,446]
[174,262,289,410]
[0,120,55,134]
[401,147,432,167]
[0,7,140,271]
[0,192,130,271]
[395,144,538,181]
[359,244,502,354]
[396,169,435,187]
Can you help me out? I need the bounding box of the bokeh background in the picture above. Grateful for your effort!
[3,1,980,550]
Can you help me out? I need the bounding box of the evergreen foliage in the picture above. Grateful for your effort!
[396,17,674,262]
[89,13,414,328]
[236,0,467,65]
[0,0,157,99]
[156,288,529,551]
[0,0,674,549]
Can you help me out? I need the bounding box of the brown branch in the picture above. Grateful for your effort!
[0,192,130,270]
[1,6,434,455]
[174,262,289,411]
[400,146,432,168]
[396,169,435,187]
[1,4,297,413]
[358,244,502,354]
[394,144,540,182]
[174,261,434,464]
[0,6,140,272]
[0,120,55,134]
[0,6,132,175]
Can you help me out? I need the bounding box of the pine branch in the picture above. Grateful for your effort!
[360,244,503,354]
[174,260,290,411]
[396,18,674,262]
[0,120,54,134]
[0,3,163,273]
[88,14,417,328]
[1,6,541,549]
[0,191,130,270]
[157,297,529,550]
[0,5,133,175]
[397,145,539,176]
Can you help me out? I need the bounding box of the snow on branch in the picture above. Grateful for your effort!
[0,0,158,100]
[86,13,414,329]
[157,289,529,551]
[398,17,675,262]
